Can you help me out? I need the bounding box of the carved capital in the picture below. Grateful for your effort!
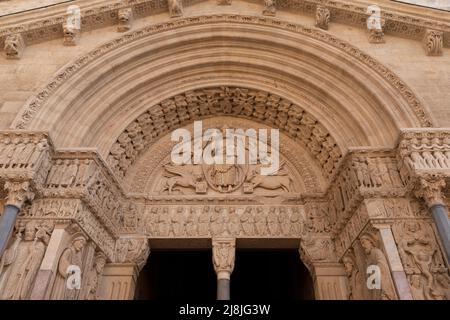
[4,181,34,208]
[217,0,232,5]
[4,34,25,59]
[114,237,150,271]
[414,177,446,207]
[315,6,330,30]
[424,29,443,56]
[212,238,235,279]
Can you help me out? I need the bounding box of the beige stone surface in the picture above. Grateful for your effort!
[0,0,450,301]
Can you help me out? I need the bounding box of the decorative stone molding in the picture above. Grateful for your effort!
[12,14,431,132]
[424,29,443,56]
[263,0,276,17]
[0,132,52,184]
[315,5,330,30]
[212,238,235,280]
[217,0,232,5]
[27,198,116,260]
[4,34,25,59]
[106,87,342,180]
[4,181,34,209]
[114,237,150,271]
[397,130,450,188]
[117,8,134,32]
[415,177,446,208]
[168,0,183,18]
[327,149,407,238]
[141,205,305,238]
[300,236,336,269]
[41,149,125,235]
[1,0,450,51]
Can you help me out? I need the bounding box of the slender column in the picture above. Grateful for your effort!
[373,224,413,300]
[0,181,33,257]
[415,178,450,263]
[212,238,235,300]
[30,223,72,300]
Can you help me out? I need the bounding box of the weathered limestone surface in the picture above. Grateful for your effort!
[0,0,450,300]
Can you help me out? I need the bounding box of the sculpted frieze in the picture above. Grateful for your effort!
[26,198,115,260]
[140,205,306,238]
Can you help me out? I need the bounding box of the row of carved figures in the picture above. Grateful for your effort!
[0,137,48,169]
[0,220,106,300]
[142,206,305,237]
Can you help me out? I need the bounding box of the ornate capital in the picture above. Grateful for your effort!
[114,237,150,271]
[4,181,34,208]
[414,177,446,207]
[212,238,235,279]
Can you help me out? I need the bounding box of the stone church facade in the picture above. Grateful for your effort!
[0,0,449,300]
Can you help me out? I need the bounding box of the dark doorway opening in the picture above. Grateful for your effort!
[135,248,314,300]
[231,249,314,300]
[135,249,216,300]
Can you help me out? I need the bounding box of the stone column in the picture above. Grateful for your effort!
[311,263,349,300]
[212,238,235,300]
[29,222,74,300]
[415,177,450,264]
[97,237,150,300]
[0,181,34,257]
[372,224,413,300]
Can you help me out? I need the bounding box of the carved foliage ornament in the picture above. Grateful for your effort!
[107,87,341,180]
[414,177,446,208]
[424,29,443,56]
[4,181,34,209]
[115,238,150,271]
[212,238,235,279]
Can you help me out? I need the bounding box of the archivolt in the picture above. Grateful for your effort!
[11,14,433,178]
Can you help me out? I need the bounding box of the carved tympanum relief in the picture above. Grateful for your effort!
[107,87,342,182]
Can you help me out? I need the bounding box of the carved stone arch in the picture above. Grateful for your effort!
[11,15,432,161]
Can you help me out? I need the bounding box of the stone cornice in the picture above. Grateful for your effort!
[1,0,449,50]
